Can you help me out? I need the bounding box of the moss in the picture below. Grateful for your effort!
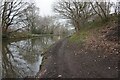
[69,30,88,43]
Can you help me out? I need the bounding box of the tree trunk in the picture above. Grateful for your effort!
[73,20,80,32]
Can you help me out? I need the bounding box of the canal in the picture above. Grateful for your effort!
[2,36,63,78]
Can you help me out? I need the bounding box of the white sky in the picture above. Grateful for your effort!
[30,0,118,16]
[34,0,55,16]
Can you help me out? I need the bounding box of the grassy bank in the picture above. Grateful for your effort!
[69,15,118,43]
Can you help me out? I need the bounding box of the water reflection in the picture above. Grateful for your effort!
[2,36,62,78]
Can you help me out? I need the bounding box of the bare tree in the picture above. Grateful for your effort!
[54,0,93,32]
[22,3,40,34]
[90,2,113,20]
[1,0,28,37]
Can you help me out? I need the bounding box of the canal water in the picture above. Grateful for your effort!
[2,36,63,78]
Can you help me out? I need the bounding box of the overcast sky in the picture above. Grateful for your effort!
[34,0,55,16]
[30,0,118,16]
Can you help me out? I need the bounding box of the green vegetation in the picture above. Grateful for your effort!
[69,31,88,43]
[69,15,117,43]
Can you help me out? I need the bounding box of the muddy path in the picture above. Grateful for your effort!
[36,37,119,78]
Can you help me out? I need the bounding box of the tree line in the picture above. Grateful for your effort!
[0,0,69,38]
[53,0,119,32]
[0,0,119,38]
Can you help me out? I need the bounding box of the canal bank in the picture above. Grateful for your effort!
[37,21,119,78]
